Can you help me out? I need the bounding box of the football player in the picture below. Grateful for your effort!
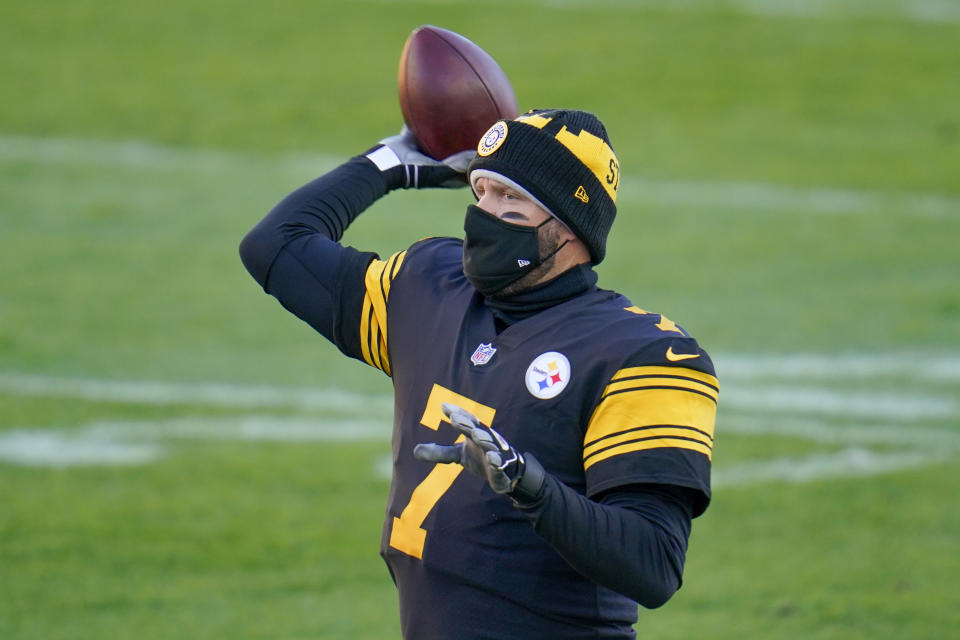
[240,110,718,639]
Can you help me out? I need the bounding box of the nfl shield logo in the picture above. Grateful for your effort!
[470,343,497,366]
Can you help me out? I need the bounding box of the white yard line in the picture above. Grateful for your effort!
[715,353,960,382]
[3,413,954,485]
[0,416,391,467]
[713,447,948,488]
[720,384,959,420]
[0,415,391,467]
[0,133,340,176]
[1,363,957,477]
[620,177,958,217]
[721,414,960,449]
[2,369,958,420]
[0,371,954,420]
[2,133,956,217]
[0,430,163,467]
[81,415,392,442]
[0,372,393,414]
[370,0,960,24]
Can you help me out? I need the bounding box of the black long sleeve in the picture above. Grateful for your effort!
[239,156,387,340]
[513,457,695,608]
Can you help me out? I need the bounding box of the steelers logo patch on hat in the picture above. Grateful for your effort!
[477,121,508,156]
[525,351,571,400]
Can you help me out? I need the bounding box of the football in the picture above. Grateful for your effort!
[398,25,519,160]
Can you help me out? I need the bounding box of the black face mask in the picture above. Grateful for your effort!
[462,205,565,296]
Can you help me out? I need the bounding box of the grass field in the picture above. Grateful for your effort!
[2,1,959,638]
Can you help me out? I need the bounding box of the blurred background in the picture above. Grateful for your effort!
[1,1,958,638]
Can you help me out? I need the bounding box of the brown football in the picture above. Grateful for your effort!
[398,25,518,160]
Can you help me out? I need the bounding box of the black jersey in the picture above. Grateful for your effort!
[333,236,717,638]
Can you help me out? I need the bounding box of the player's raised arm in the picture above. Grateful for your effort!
[239,22,512,364]
[238,131,472,357]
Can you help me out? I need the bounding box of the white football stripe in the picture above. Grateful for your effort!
[2,133,956,217]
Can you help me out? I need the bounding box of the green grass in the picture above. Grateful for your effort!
[653,464,960,639]
[1,444,399,639]
[1,1,959,638]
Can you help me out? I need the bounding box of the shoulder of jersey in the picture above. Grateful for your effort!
[586,295,695,342]
[392,236,467,286]
[582,297,716,375]
[398,236,460,268]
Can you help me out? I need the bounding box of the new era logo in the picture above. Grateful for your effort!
[517,259,531,268]
[574,186,589,203]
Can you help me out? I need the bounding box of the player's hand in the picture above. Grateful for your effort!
[413,403,526,494]
[364,127,475,189]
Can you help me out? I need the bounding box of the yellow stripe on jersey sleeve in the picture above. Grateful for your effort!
[603,370,718,403]
[586,436,714,467]
[584,366,718,469]
[359,250,406,375]
[612,365,718,389]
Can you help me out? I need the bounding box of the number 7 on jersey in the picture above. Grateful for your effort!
[388,384,496,559]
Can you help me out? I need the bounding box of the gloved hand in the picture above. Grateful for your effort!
[364,127,475,189]
[414,403,526,494]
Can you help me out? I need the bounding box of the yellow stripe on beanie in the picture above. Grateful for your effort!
[554,126,619,203]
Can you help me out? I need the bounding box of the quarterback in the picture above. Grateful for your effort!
[240,109,718,639]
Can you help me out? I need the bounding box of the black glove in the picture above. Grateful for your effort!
[414,402,527,494]
[364,127,475,190]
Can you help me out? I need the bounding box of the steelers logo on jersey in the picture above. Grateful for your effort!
[525,351,571,400]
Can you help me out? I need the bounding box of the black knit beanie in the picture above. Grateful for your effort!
[467,109,620,264]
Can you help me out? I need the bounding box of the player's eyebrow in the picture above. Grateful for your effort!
[478,178,523,198]
[488,182,527,202]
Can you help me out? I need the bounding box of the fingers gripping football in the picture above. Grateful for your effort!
[413,403,526,494]
[366,127,474,190]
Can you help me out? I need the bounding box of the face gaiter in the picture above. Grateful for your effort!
[462,205,566,296]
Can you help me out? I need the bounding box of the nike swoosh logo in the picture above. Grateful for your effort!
[666,346,700,362]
